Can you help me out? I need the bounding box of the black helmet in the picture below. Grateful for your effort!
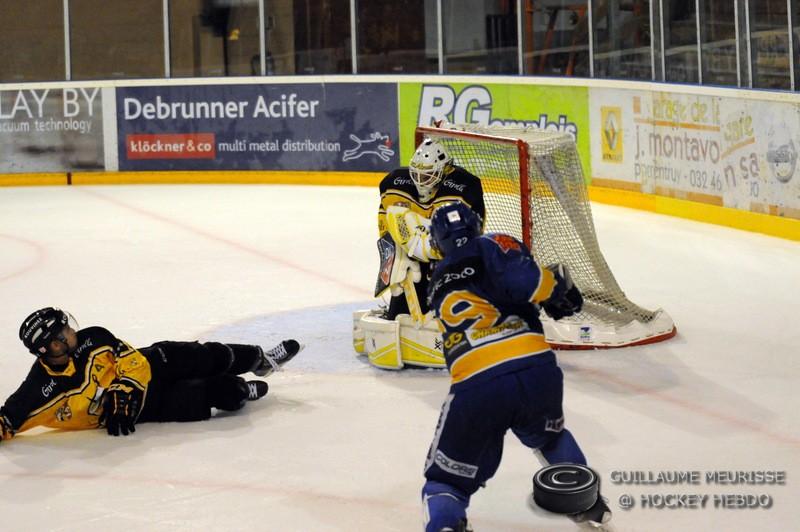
[19,307,69,357]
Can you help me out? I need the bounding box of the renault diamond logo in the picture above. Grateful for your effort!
[601,106,623,163]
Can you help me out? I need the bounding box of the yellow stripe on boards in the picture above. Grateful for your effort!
[589,185,800,242]
[2,170,797,242]
[71,171,384,187]
[0,173,68,186]
[0,171,385,187]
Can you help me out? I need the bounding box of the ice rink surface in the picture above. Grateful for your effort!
[0,184,798,532]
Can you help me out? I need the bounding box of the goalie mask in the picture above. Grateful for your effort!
[19,307,78,357]
[409,138,452,202]
[430,202,482,256]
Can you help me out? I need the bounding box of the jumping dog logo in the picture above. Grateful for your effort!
[342,132,395,162]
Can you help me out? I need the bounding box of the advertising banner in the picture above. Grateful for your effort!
[0,88,104,172]
[399,82,590,177]
[117,83,399,172]
[590,88,800,220]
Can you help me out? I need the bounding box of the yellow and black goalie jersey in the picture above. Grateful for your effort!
[427,234,565,390]
[378,166,485,237]
[0,326,151,439]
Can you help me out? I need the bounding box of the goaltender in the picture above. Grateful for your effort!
[0,307,301,440]
[379,138,485,319]
[353,136,485,369]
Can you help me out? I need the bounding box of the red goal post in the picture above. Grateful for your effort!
[415,123,676,349]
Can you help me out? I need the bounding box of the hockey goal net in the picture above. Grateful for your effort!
[416,123,676,348]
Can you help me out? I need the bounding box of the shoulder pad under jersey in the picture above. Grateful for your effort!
[380,168,416,194]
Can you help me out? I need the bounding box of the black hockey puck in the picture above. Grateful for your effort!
[532,464,599,514]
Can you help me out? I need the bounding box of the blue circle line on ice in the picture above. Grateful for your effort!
[202,301,800,446]
[199,301,446,375]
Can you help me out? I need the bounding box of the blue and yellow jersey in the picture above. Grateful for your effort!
[0,326,151,439]
[427,234,565,389]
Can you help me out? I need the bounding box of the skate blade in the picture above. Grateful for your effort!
[527,494,615,531]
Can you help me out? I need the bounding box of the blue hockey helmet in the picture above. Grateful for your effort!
[430,202,482,255]
[19,307,70,357]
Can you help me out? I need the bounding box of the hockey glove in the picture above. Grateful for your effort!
[541,264,583,321]
[386,206,441,262]
[100,380,143,436]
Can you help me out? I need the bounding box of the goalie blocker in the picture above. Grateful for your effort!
[353,223,445,370]
[355,135,486,370]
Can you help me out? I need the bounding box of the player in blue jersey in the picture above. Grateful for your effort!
[420,202,611,532]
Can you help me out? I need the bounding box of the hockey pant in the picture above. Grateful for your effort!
[422,358,586,532]
[138,341,263,423]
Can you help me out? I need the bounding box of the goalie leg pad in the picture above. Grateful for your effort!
[353,310,403,369]
[352,310,370,354]
[397,314,445,368]
[360,312,403,370]
[355,312,447,369]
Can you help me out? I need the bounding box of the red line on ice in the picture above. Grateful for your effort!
[572,365,800,447]
[0,233,45,284]
[79,187,367,297]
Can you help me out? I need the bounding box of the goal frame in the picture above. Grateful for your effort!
[416,126,533,247]
[415,124,677,349]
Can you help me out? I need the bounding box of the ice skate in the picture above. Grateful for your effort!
[254,339,302,377]
[445,519,471,532]
[245,380,268,401]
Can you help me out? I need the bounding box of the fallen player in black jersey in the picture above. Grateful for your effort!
[0,307,302,440]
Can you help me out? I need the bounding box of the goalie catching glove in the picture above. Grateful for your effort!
[100,379,144,436]
[541,264,583,321]
[385,205,442,262]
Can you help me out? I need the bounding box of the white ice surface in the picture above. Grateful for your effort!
[0,184,798,532]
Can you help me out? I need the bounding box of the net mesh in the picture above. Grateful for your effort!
[421,123,658,328]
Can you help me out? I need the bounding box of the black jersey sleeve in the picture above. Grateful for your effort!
[0,364,53,435]
[463,171,486,222]
[434,166,485,223]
